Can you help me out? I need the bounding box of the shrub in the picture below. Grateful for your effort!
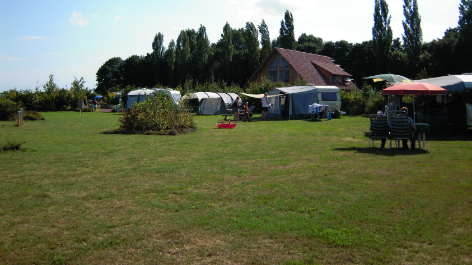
[119,91,194,133]
[112,105,123,112]
[23,111,44,121]
[1,141,25,152]
[341,89,364,115]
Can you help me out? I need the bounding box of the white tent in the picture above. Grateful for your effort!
[182,92,241,115]
[126,88,181,110]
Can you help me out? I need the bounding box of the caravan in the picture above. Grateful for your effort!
[267,86,341,119]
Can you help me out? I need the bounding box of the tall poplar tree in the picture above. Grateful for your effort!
[402,0,423,72]
[176,31,191,86]
[279,10,296,50]
[221,22,234,80]
[372,0,393,73]
[195,25,210,82]
[166,40,176,87]
[457,0,472,71]
[152,33,165,85]
[244,22,260,74]
[258,19,271,60]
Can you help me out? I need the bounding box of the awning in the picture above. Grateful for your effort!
[242,93,282,99]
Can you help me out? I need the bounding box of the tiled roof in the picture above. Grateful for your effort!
[247,48,356,90]
[277,48,351,77]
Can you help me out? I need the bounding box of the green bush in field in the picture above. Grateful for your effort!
[119,91,194,133]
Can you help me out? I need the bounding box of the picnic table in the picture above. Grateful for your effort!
[221,108,244,120]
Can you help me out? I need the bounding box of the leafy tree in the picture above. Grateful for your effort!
[258,19,271,60]
[278,10,296,49]
[96,57,124,95]
[297,33,323,54]
[402,0,423,72]
[123,55,143,87]
[457,0,472,72]
[424,27,460,76]
[70,76,87,107]
[40,74,60,110]
[372,0,393,73]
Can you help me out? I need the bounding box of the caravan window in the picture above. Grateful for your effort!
[321,92,337,101]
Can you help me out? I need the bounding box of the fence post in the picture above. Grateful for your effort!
[16,108,23,126]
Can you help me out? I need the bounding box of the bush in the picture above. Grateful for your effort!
[1,141,25,152]
[112,105,123,112]
[341,89,364,115]
[119,91,194,133]
[23,111,44,121]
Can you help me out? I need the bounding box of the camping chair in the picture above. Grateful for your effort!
[389,112,415,150]
[369,114,390,147]
[241,106,255,122]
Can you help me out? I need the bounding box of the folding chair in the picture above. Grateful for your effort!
[389,113,415,150]
[369,114,389,147]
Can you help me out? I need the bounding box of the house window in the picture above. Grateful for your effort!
[268,56,290,82]
[331,74,339,82]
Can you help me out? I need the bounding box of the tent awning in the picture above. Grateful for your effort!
[242,93,282,99]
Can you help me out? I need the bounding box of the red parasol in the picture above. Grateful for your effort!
[382,82,447,95]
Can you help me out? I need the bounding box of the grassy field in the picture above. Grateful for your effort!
[1,111,471,264]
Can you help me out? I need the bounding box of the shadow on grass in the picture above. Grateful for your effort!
[333,147,429,156]
[362,132,472,142]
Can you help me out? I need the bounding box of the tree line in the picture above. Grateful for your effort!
[95,0,472,95]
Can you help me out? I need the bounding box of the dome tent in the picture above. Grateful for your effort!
[182,92,241,115]
[126,88,181,110]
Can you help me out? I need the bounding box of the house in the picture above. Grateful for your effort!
[247,48,357,90]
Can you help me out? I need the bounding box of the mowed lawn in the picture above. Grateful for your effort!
[0,111,471,264]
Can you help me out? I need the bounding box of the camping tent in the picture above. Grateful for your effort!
[126,88,181,110]
[402,75,472,134]
[415,75,472,92]
[267,86,341,119]
[181,92,241,115]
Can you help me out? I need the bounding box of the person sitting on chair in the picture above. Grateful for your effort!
[243,102,252,122]
[400,107,416,150]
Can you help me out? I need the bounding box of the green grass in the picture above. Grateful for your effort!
[1,112,471,264]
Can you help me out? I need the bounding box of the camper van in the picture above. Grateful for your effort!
[268,86,341,119]
[126,88,181,110]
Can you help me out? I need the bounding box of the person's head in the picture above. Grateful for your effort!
[264,93,267,96]
[236,97,239,100]
[401,107,408,113]
[245,102,248,106]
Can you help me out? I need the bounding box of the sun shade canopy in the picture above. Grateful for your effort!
[382,82,447,95]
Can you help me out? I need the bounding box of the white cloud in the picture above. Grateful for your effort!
[0,54,23,61]
[20,36,45,40]
[115,15,122,20]
[69,11,89,26]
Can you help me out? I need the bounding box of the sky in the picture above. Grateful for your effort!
[0,0,463,92]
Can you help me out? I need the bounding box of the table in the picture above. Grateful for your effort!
[415,123,430,149]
